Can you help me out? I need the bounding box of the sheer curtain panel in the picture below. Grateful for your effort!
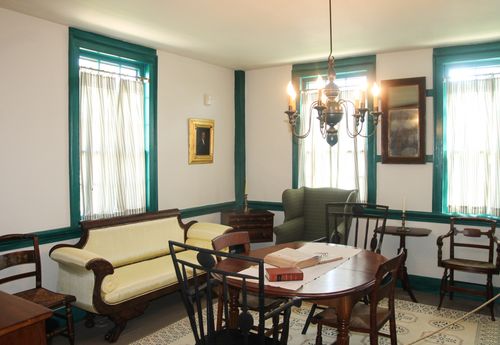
[79,71,146,220]
[446,76,500,216]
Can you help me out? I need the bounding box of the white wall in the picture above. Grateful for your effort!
[0,8,235,290]
[246,49,499,286]
[246,65,293,201]
[0,8,70,233]
[157,51,234,210]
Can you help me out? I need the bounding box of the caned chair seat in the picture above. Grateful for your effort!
[314,304,391,331]
[239,294,284,310]
[15,287,76,310]
[441,258,498,272]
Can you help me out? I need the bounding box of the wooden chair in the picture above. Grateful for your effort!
[0,233,76,344]
[211,231,286,332]
[169,240,301,345]
[437,217,499,320]
[312,251,405,345]
[301,202,389,334]
[326,202,389,252]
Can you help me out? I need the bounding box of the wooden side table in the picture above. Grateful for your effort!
[0,291,52,345]
[376,226,432,303]
[221,209,274,243]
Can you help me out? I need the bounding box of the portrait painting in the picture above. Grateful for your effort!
[188,118,214,164]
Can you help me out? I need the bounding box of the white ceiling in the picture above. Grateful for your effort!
[1,0,500,70]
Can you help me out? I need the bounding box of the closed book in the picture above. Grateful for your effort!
[265,267,304,282]
[264,247,321,268]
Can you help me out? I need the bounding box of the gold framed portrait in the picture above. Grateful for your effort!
[188,118,214,164]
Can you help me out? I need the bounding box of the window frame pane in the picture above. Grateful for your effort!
[68,28,158,227]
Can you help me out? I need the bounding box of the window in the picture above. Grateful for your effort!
[433,41,500,217]
[292,56,377,203]
[69,29,158,225]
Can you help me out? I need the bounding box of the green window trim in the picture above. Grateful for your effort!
[433,40,500,215]
[291,55,377,203]
[68,28,158,228]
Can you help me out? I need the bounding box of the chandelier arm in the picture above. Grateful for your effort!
[338,99,363,138]
[291,100,314,139]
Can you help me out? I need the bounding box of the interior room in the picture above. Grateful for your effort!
[1,1,499,344]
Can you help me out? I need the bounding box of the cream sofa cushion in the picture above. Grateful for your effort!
[84,217,185,267]
[101,250,200,305]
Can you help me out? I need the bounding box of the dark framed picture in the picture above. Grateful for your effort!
[189,118,214,164]
[381,77,426,164]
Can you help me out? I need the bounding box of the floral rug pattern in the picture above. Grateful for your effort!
[132,299,499,345]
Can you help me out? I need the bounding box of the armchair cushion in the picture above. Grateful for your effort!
[274,187,358,244]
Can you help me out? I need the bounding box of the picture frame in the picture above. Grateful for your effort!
[381,77,426,164]
[188,118,214,164]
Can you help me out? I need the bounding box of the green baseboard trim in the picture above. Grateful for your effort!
[179,201,236,219]
[248,201,284,211]
[407,274,500,301]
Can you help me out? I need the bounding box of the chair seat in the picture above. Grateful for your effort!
[313,304,391,331]
[15,287,76,309]
[239,293,285,311]
[441,258,498,272]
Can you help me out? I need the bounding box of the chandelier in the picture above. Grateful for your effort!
[285,0,382,146]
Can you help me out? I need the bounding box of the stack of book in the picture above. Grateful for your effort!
[263,247,342,281]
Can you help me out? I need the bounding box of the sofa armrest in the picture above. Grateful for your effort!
[50,246,115,313]
[186,222,233,249]
[274,217,305,244]
[50,247,105,268]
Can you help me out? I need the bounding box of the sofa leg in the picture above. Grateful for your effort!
[105,320,127,343]
[85,312,96,328]
[104,303,149,343]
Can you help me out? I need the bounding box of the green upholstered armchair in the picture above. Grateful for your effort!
[274,187,358,244]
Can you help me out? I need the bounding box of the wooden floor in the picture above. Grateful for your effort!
[51,288,499,345]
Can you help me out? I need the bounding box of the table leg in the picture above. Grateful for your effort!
[398,238,418,303]
[335,295,354,345]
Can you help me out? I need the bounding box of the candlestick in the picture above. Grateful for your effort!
[243,193,249,213]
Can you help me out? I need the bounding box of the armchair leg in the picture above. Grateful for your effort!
[449,269,454,301]
[65,302,75,345]
[302,303,317,334]
[438,268,448,310]
[486,274,495,321]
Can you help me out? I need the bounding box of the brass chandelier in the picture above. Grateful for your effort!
[285,0,382,146]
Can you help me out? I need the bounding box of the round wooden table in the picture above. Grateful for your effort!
[217,242,387,345]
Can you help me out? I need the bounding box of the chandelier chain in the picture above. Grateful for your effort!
[329,0,333,60]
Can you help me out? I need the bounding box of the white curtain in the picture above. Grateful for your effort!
[79,70,146,220]
[298,86,367,201]
[446,76,500,216]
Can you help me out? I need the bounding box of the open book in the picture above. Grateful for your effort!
[264,247,342,269]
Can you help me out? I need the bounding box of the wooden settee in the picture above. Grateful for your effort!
[49,209,232,342]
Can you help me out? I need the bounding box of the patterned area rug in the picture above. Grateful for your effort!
[132,299,498,345]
